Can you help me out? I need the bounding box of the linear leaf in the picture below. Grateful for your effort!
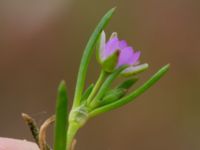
[54,81,68,150]
[81,84,94,102]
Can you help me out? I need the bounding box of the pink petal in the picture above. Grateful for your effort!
[117,47,135,67]
[119,40,128,49]
[130,51,141,65]
[103,37,120,59]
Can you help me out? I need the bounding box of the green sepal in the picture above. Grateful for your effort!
[121,63,149,77]
[101,50,119,72]
[96,31,105,64]
[81,84,94,103]
[109,32,118,40]
[54,81,68,150]
[96,37,101,64]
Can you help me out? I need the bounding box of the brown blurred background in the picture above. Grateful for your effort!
[0,0,200,150]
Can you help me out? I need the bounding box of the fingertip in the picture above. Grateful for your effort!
[0,138,39,150]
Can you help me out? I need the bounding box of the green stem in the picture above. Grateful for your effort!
[86,71,107,105]
[66,122,80,150]
[67,106,89,150]
[89,66,126,109]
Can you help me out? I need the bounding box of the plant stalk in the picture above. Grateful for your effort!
[66,122,80,150]
[86,71,107,104]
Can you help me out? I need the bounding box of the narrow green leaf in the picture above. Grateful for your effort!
[81,84,94,103]
[73,8,116,109]
[54,81,68,150]
[89,64,170,118]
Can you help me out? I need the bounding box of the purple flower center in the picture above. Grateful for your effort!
[102,36,141,67]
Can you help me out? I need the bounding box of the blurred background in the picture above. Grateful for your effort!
[0,0,200,149]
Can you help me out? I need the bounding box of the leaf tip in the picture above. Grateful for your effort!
[58,80,66,90]
[107,7,117,16]
[162,64,170,72]
[111,6,117,12]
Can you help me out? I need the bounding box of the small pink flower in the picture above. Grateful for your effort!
[97,31,148,75]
